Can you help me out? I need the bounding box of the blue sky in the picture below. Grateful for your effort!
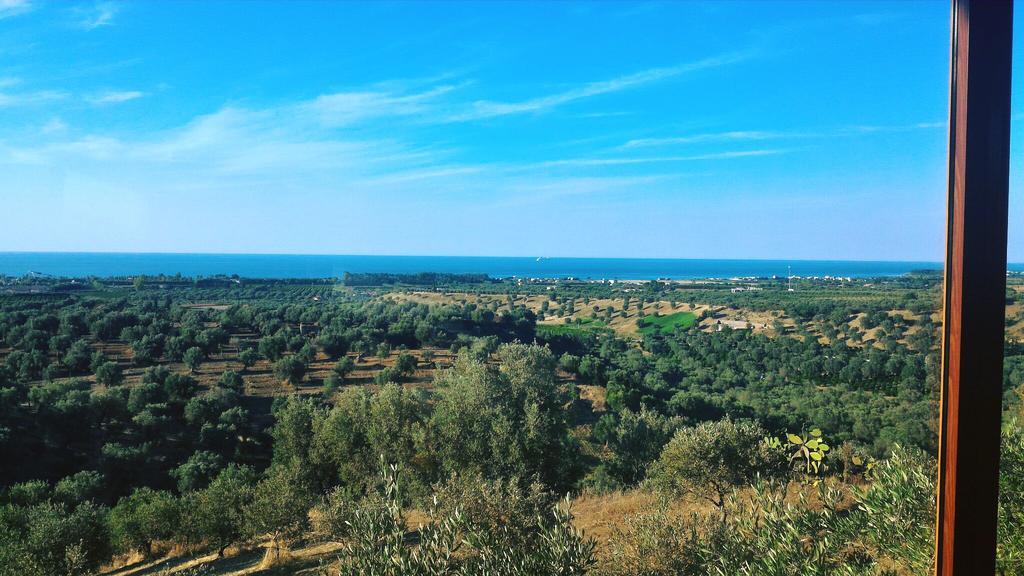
[1,0,1020,261]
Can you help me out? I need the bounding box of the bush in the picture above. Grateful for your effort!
[333,356,355,379]
[598,502,708,576]
[181,465,257,557]
[649,418,788,510]
[852,445,935,573]
[107,488,181,556]
[53,471,105,506]
[432,473,554,549]
[94,361,123,387]
[311,486,357,543]
[217,369,244,393]
[171,451,225,493]
[373,365,402,385]
[1000,423,1024,573]
[274,355,308,387]
[244,463,316,561]
[239,348,259,371]
[327,463,595,576]
[596,408,684,486]
[0,500,111,576]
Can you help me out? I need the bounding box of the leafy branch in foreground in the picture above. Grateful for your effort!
[322,461,595,576]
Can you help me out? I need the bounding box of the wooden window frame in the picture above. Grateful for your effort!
[937,0,1013,573]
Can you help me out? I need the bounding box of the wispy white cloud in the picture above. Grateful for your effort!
[88,90,145,105]
[530,149,785,169]
[836,123,945,135]
[74,1,119,30]
[301,83,461,127]
[623,131,783,149]
[0,84,705,217]
[40,118,67,134]
[494,174,677,207]
[0,97,450,180]
[575,111,635,119]
[622,122,945,149]
[444,50,755,122]
[361,166,484,185]
[0,0,32,20]
[0,89,68,107]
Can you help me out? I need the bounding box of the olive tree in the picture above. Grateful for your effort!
[650,418,787,512]
[243,463,315,562]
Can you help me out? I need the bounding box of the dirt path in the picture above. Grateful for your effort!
[103,542,342,576]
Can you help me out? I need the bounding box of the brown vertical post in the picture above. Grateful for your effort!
[937,0,1013,574]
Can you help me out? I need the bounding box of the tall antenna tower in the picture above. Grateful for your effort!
[787,265,794,292]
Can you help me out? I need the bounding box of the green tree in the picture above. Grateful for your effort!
[171,451,225,493]
[239,348,259,372]
[94,361,123,387]
[259,334,287,362]
[270,395,324,477]
[394,351,417,376]
[243,463,315,562]
[183,346,203,373]
[53,470,105,506]
[317,330,349,359]
[430,344,577,490]
[107,488,181,557]
[181,465,257,557]
[0,500,111,576]
[595,408,683,486]
[333,356,355,380]
[217,369,244,393]
[63,339,92,373]
[650,418,787,512]
[273,355,307,387]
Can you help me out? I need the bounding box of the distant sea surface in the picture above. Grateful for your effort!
[0,252,989,280]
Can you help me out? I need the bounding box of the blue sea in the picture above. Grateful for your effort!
[0,252,980,280]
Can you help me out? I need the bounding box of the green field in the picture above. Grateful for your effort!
[537,316,611,337]
[638,311,698,335]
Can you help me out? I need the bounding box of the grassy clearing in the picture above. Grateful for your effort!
[536,316,611,337]
[638,311,697,335]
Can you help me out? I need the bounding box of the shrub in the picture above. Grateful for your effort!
[852,445,936,573]
[171,451,225,493]
[107,488,181,556]
[181,465,257,557]
[326,463,595,576]
[183,346,204,373]
[705,481,869,575]
[598,502,707,576]
[0,500,111,576]
[1000,423,1024,573]
[217,369,244,393]
[333,356,355,380]
[311,486,357,543]
[274,355,308,387]
[244,463,316,561]
[239,348,259,371]
[53,471,105,506]
[596,408,684,486]
[373,365,402,385]
[94,361,123,387]
[649,418,788,511]
[432,473,554,550]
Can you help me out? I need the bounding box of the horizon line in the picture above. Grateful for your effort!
[0,250,954,265]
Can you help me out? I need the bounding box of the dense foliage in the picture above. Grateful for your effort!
[0,274,1018,574]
